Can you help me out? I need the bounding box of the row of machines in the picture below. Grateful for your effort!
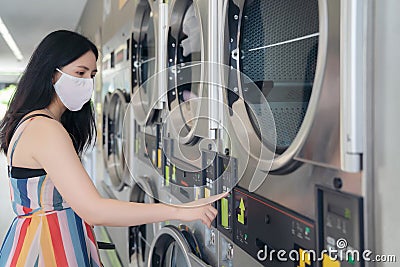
[98,0,370,266]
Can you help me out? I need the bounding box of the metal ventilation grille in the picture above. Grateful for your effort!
[239,0,319,154]
[269,104,308,149]
[242,40,318,82]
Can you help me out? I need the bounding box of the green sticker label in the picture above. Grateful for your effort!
[221,198,229,228]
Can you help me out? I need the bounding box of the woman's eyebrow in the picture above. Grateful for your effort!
[76,65,90,70]
[76,65,98,72]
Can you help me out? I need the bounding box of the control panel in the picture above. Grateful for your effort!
[202,151,238,230]
[216,155,238,240]
[317,186,364,267]
[143,124,162,173]
[163,138,203,202]
[134,123,146,162]
[233,187,316,267]
[202,150,219,227]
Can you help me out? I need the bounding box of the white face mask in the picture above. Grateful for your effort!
[53,68,94,111]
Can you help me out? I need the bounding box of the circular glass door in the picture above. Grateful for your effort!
[131,0,157,125]
[107,89,130,190]
[226,0,320,172]
[167,0,203,144]
[148,225,203,267]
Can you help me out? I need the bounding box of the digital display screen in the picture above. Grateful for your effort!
[328,204,352,220]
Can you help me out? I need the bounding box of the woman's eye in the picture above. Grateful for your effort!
[77,72,85,76]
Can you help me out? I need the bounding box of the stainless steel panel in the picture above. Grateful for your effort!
[295,0,341,169]
[164,0,222,145]
[147,225,210,267]
[373,0,400,261]
[131,0,163,126]
[129,177,162,267]
[107,89,130,191]
[339,0,365,173]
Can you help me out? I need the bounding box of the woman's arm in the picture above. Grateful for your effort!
[29,118,220,227]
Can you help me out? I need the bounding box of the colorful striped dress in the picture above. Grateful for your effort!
[0,114,102,266]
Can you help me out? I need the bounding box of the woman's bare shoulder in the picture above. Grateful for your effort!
[24,115,70,142]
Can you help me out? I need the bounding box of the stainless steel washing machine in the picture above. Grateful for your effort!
[157,1,225,266]
[128,1,170,266]
[107,88,131,191]
[162,0,222,203]
[215,0,370,266]
[147,224,212,267]
[131,0,168,126]
[100,22,136,267]
[129,0,168,189]
[129,176,162,267]
[102,20,132,193]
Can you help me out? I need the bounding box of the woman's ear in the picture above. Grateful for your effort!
[52,70,61,85]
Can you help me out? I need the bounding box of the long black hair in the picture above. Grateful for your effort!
[0,30,98,156]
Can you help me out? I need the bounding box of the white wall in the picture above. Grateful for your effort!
[373,0,400,262]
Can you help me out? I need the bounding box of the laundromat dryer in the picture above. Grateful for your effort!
[215,0,370,266]
[100,22,135,267]
[129,0,168,266]
[145,0,226,267]
[102,22,132,194]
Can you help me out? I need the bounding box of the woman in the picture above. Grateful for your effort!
[0,30,222,266]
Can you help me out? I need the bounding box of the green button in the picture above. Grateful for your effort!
[135,139,139,154]
[165,166,170,186]
[348,255,355,264]
[244,233,248,240]
[221,198,229,228]
[305,227,310,234]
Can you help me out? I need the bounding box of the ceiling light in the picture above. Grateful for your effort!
[0,17,23,61]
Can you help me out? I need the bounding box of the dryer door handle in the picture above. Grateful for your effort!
[340,0,365,172]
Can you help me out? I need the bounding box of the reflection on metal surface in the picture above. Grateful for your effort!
[224,0,321,175]
[129,177,161,267]
[131,0,158,126]
[107,89,130,191]
[167,0,203,144]
[148,225,210,267]
[248,32,320,52]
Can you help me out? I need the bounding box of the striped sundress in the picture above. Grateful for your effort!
[0,114,102,266]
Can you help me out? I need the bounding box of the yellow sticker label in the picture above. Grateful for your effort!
[157,149,162,168]
[297,248,312,267]
[322,253,340,267]
[237,198,245,225]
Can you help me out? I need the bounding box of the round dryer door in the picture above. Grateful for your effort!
[225,0,321,173]
[102,92,112,167]
[166,0,203,145]
[148,225,208,267]
[107,89,130,191]
[129,177,161,266]
[131,0,158,126]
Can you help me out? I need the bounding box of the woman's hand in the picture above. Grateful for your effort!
[175,192,229,228]
[177,203,217,228]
